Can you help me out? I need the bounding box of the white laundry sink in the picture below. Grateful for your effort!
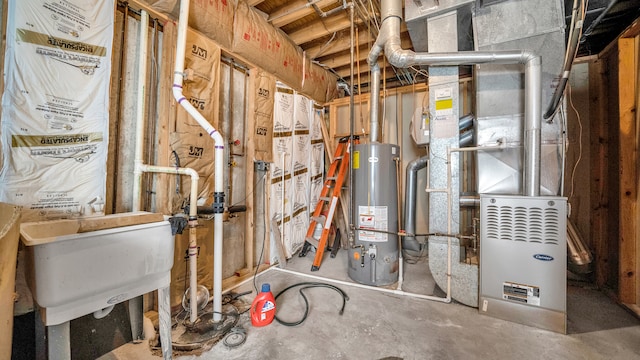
[20,212,174,326]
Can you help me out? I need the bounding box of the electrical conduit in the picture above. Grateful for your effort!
[173,0,226,323]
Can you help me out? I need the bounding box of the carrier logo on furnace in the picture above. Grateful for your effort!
[533,254,554,261]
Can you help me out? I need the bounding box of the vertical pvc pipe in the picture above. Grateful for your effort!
[174,0,226,323]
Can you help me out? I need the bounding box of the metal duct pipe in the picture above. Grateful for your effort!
[567,219,593,273]
[403,113,474,252]
[368,0,542,196]
[403,155,429,252]
[459,195,480,207]
[459,130,474,147]
[370,63,381,142]
[459,113,474,132]
[459,113,475,147]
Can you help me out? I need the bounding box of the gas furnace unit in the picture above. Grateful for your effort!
[479,194,567,333]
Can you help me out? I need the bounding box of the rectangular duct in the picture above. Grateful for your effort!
[473,0,565,195]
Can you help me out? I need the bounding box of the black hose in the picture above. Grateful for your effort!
[274,282,349,327]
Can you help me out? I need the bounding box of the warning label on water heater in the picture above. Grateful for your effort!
[503,281,540,306]
[358,206,388,242]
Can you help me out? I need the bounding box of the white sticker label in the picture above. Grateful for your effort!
[502,281,540,306]
[358,205,388,242]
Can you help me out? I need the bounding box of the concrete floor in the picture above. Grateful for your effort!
[101,251,640,360]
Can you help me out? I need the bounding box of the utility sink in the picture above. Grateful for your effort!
[20,212,174,326]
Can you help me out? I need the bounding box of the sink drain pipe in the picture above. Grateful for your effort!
[132,10,202,327]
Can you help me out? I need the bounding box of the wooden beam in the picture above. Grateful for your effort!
[288,12,353,45]
[268,0,337,28]
[304,28,372,59]
[590,58,610,288]
[618,37,638,304]
[304,23,410,59]
[318,45,370,69]
[244,68,257,271]
[247,0,265,6]
[154,18,178,215]
[636,34,640,313]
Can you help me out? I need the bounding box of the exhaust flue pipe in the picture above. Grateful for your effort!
[403,155,429,252]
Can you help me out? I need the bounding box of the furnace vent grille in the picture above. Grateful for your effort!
[485,203,561,245]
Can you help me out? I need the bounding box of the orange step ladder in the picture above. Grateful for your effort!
[299,136,354,271]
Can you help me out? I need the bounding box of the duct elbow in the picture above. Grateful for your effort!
[386,44,415,68]
[367,44,384,66]
[522,51,541,66]
[406,157,428,172]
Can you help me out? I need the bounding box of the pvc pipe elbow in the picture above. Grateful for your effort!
[184,167,200,180]
[172,85,185,104]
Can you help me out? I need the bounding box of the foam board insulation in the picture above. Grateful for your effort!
[0,0,114,221]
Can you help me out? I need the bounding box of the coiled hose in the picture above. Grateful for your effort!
[274,282,349,326]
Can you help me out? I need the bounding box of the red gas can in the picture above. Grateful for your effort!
[250,283,276,326]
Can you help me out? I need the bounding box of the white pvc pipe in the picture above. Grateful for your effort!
[139,164,200,323]
[131,11,201,325]
[273,267,451,303]
[174,0,226,323]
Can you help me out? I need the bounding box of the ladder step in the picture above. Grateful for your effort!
[334,156,344,160]
[327,176,337,181]
[319,197,331,202]
[305,236,320,249]
[311,216,326,225]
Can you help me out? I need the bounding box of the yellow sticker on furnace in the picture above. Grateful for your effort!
[353,151,360,169]
[435,98,453,111]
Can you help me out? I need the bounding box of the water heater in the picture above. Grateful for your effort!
[348,143,400,286]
